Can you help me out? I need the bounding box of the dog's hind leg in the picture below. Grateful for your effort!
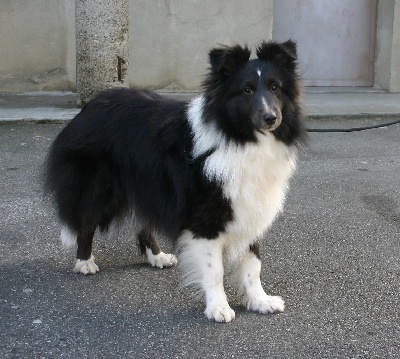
[72,225,99,275]
[234,241,284,314]
[138,229,177,269]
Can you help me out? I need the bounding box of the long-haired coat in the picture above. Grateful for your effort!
[44,40,306,322]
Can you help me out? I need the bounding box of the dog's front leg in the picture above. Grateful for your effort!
[178,232,235,323]
[201,242,235,323]
[235,243,285,314]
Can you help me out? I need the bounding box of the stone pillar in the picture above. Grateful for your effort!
[75,0,128,105]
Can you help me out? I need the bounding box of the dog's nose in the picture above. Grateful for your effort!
[263,113,277,126]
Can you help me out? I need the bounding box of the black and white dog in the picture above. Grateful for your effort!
[44,40,306,322]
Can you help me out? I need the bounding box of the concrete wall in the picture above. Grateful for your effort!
[375,0,394,90]
[128,0,273,91]
[0,0,75,92]
[373,0,400,92]
[1,0,400,93]
[389,0,400,92]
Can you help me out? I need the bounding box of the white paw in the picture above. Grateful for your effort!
[146,248,177,269]
[204,303,236,323]
[72,256,99,275]
[244,292,285,314]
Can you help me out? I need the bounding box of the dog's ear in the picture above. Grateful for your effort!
[209,45,251,76]
[280,40,297,60]
[256,40,297,65]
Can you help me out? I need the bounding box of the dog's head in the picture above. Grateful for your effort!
[203,40,304,145]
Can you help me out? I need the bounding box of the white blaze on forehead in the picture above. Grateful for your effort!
[257,68,261,77]
[262,97,268,107]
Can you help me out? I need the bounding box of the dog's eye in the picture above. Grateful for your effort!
[271,83,279,93]
[243,87,253,94]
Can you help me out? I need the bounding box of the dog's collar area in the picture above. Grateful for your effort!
[184,147,216,165]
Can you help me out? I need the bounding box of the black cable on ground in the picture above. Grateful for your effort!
[307,119,400,133]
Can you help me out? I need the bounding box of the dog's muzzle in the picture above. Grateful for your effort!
[257,111,281,132]
[263,113,277,126]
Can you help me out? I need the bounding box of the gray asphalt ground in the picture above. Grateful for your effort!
[1,92,400,358]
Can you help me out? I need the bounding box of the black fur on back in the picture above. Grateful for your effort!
[44,89,195,239]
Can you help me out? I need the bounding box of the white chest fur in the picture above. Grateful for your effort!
[187,96,297,259]
[204,134,297,239]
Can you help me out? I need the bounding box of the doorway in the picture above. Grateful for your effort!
[272,0,377,86]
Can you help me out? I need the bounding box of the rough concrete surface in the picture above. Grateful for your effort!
[76,0,129,104]
[0,117,399,358]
